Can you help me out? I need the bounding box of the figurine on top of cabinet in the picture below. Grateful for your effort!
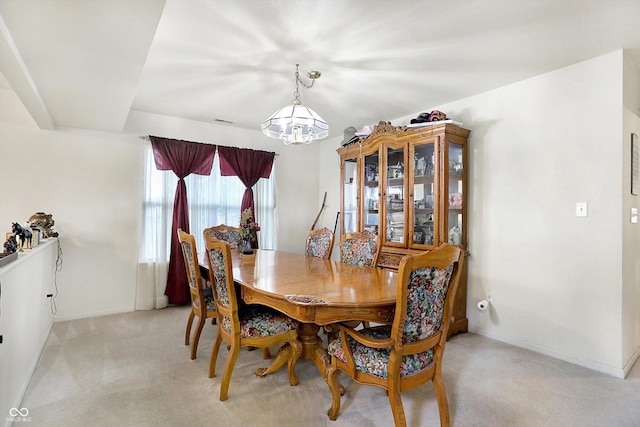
[28,212,59,238]
[12,222,32,251]
[3,234,18,253]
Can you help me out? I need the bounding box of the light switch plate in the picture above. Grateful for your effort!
[576,202,588,217]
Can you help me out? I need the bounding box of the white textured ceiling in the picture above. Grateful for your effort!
[1,0,640,137]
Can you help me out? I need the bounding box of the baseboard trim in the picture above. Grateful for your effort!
[469,326,627,379]
[623,346,640,378]
[53,307,134,322]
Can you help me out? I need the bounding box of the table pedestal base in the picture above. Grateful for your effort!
[256,323,329,378]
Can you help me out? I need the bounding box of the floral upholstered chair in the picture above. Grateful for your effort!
[326,244,464,427]
[204,233,302,401]
[339,230,381,268]
[305,227,335,260]
[177,229,217,360]
[203,224,241,249]
[336,230,382,332]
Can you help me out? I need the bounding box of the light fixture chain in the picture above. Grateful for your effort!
[293,67,301,104]
[295,63,315,90]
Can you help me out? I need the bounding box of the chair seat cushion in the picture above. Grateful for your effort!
[202,287,216,311]
[327,324,433,379]
[204,294,216,312]
[193,292,216,312]
[221,305,299,338]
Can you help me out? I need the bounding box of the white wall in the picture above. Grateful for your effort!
[410,50,635,376]
[315,134,343,259]
[0,240,56,427]
[0,125,143,320]
[461,51,625,375]
[622,51,640,374]
[622,107,640,373]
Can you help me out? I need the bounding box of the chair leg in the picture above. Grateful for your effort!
[185,311,195,346]
[191,315,205,360]
[326,365,342,421]
[433,374,451,427]
[263,347,271,359]
[209,333,222,378]
[387,383,407,427]
[219,343,240,401]
[286,339,302,386]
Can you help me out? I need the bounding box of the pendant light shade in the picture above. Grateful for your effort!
[261,103,329,145]
[261,64,329,145]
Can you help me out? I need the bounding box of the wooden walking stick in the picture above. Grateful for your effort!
[310,191,327,230]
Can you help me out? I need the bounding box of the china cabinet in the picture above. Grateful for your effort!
[338,121,470,335]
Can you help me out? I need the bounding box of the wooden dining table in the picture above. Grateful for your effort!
[201,248,398,377]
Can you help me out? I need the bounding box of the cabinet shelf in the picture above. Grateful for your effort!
[414,175,435,184]
[387,177,405,186]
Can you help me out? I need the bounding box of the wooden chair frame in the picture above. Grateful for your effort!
[204,233,302,401]
[177,229,217,360]
[204,223,271,359]
[326,244,464,427]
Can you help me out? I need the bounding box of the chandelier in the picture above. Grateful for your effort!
[261,64,329,145]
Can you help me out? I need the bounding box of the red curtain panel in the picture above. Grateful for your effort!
[217,146,275,248]
[149,136,217,305]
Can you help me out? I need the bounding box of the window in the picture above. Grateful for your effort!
[136,141,276,309]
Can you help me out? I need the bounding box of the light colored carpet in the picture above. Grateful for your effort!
[21,306,640,427]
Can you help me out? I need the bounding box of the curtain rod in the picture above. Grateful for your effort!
[138,135,279,155]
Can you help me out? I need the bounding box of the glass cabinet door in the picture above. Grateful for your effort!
[363,151,380,235]
[385,146,406,245]
[446,142,464,246]
[341,157,358,234]
[411,141,435,247]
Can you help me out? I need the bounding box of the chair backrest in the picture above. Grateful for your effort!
[204,233,238,332]
[203,224,241,249]
[177,229,205,312]
[392,244,464,348]
[339,230,381,268]
[305,227,335,260]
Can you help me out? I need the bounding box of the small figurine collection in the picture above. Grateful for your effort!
[2,212,58,255]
